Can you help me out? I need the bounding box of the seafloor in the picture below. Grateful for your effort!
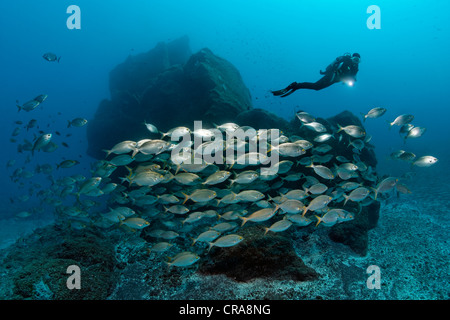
[0,166,448,300]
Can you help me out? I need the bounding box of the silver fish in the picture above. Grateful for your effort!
[164,204,189,215]
[104,140,137,157]
[144,121,159,134]
[337,124,366,138]
[192,230,221,245]
[17,99,40,112]
[307,163,335,180]
[314,133,334,143]
[236,190,265,202]
[67,118,88,128]
[264,219,292,235]
[361,107,386,121]
[135,139,170,157]
[389,114,414,127]
[404,127,426,141]
[375,177,398,199]
[296,111,315,123]
[278,199,305,214]
[167,252,200,267]
[315,210,340,227]
[43,52,60,62]
[208,234,244,252]
[203,170,231,185]
[240,207,278,226]
[32,133,52,155]
[302,195,333,216]
[343,187,370,205]
[287,214,312,226]
[412,156,438,168]
[182,189,217,204]
[272,143,306,157]
[303,121,327,133]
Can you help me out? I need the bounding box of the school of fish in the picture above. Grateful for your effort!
[8,61,439,269]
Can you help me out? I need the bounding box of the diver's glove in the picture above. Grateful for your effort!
[271,82,299,97]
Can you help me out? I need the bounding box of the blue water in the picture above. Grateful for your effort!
[0,0,448,299]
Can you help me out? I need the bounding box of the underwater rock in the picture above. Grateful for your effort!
[235,108,291,132]
[326,110,377,168]
[198,225,319,282]
[109,35,192,101]
[2,225,118,300]
[87,36,252,159]
[328,201,380,256]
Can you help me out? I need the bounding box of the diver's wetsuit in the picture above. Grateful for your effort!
[272,54,359,97]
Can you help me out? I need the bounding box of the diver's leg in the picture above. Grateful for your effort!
[271,82,299,96]
[279,75,334,96]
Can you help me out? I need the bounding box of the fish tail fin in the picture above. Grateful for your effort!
[57,56,61,63]
[190,237,196,246]
[207,242,214,253]
[306,161,314,168]
[118,176,129,185]
[124,165,133,176]
[386,120,393,130]
[314,215,322,227]
[272,203,280,214]
[343,194,349,206]
[264,227,270,236]
[16,105,22,112]
[336,124,343,133]
[361,112,367,122]
[181,192,189,205]
[131,147,139,158]
[67,120,71,128]
[239,216,248,227]
[303,186,310,195]
[302,207,308,217]
[102,149,112,158]
[163,206,169,213]
[124,166,134,187]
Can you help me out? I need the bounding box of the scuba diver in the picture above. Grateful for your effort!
[272,53,361,97]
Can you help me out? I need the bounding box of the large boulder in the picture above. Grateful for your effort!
[87,37,252,159]
[198,225,319,282]
[235,108,291,132]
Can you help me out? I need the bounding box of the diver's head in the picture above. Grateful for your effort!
[351,53,361,64]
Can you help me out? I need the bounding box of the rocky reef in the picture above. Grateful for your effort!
[0,37,384,300]
[198,225,319,282]
[87,36,254,159]
[0,225,118,299]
